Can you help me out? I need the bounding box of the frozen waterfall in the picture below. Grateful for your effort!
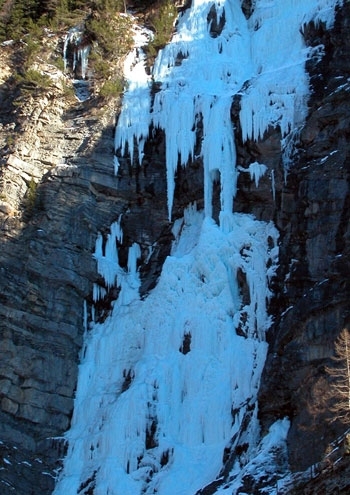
[54,1,341,494]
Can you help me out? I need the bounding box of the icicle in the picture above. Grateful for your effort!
[114,155,121,176]
[62,24,91,90]
[92,283,107,303]
[271,169,276,202]
[127,243,141,275]
[73,51,77,73]
[237,162,267,188]
[63,35,69,72]
[248,162,267,188]
[93,218,123,291]
[83,300,88,333]
[78,45,90,79]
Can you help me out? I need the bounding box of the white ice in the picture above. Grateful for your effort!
[114,0,341,220]
[114,23,153,172]
[54,1,341,494]
[238,161,268,188]
[54,208,279,495]
[63,25,91,100]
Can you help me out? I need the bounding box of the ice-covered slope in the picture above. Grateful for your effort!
[54,209,278,495]
[54,1,341,494]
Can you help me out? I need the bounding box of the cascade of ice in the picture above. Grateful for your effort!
[114,0,340,221]
[114,24,153,173]
[54,1,341,494]
[55,208,279,495]
[63,25,91,101]
[63,26,86,74]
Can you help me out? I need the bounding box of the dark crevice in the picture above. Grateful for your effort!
[207,5,226,38]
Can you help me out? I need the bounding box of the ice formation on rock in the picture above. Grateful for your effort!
[54,1,341,494]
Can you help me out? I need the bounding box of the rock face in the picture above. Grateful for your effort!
[0,29,174,494]
[0,3,349,494]
[232,0,350,475]
[257,3,350,472]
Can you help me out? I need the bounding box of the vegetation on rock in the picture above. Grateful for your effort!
[15,68,52,91]
[24,176,39,215]
[0,0,179,100]
[326,328,350,425]
[146,0,178,56]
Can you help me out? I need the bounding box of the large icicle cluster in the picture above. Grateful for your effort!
[92,217,141,307]
[115,0,341,220]
[63,26,90,79]
[54,1,341,494]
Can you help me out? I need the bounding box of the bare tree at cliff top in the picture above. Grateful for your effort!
[326,328,350,425]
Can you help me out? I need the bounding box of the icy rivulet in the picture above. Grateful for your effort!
[54,1,341,494]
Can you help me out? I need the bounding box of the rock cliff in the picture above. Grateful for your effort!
[257,1,350,472]
[0,2,349,494]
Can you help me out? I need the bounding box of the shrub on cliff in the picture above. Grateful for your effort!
[99,78,124,99]
[146,0,178,56]
[15,68,52,92]
[326,328,350,425]
[85,11,133,60]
